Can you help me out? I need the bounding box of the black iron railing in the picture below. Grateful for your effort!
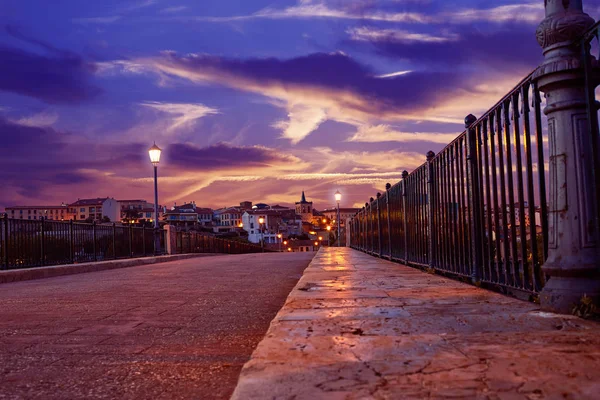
[0,215,167,270]
[351,20,600,295]
[173,230,265,254]
[350,71,553,295]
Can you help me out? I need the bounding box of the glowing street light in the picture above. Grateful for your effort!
[334,190,342,247]
[258,217,265,252]
[148,142,162,255]
[277,233,283,252]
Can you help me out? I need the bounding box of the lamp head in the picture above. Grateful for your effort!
[149,142,162,166]
[334,190,342,202]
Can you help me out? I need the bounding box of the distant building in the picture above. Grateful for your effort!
[118,199,161,224]
[321,207,361,228]
[68,198,119,222]
[242,209,302,244]
[295,191,313,222]
[5,204,70,221]
[162,202,213,227]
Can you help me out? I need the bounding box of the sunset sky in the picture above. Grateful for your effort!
[1,0,595,211]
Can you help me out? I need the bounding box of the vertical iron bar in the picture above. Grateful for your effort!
[483,120,495,282]
[402,171,409,263]
[92,221,97,262]
[467,115,483,283]
[504,100,519,287]
[532,81,549,281]
[2,214,8,270]
[113,223,117,259]
[497,106,510,284]
[40,218,45,266]
[427,151,435,268]
[522,84,541,291]
[513,91,530,290]
[377,198,382,257]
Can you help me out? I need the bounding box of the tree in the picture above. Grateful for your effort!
[101,216,111,223]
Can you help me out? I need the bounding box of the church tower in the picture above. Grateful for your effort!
[295,191,313,222]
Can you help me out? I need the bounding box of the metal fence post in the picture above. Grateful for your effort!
[128,225,133,257]
[142,225,146,256]
[40,217,45,266]
[426,151,436,269]
[402,170,409,263]
[376,193,383,257]
[466,114,483,284]
[92,221,97,262]
[69,220,74,263]
[386,183,392,259]
[2,214,8,270]
[113,223,117,259]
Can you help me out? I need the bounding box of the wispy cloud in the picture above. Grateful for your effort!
[72,16,122,25]
[14,112,59,127]
[272,104,327,144]
[348,27,459,44]
[140,101,219,132]
[347,124,459,144]
[160,6,188,14]
[183,1,544,25]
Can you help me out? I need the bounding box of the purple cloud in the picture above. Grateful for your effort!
[346,24,542,71]
[0,26,100,103]
[165,143,302,171]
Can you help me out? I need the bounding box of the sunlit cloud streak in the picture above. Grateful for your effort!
[140,102,219,132]
[347,124,460,144]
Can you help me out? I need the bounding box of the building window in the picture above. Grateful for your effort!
[90,207,95,212]
[250,223,254,229]
[80,208,85,213]
[80,215,85,219]
[28,216,31,220]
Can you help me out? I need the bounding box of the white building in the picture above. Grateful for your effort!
[68,198,120,222]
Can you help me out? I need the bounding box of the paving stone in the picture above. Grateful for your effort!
[232,248,600,399]
[0,252,313,399]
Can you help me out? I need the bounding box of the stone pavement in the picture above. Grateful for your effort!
[0,252,314,400]
[232,248,600,400]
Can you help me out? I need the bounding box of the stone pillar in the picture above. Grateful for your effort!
[164,224,177,255]
[535,0,600,313]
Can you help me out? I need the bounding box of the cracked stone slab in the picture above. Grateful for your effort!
[232,248,600,400]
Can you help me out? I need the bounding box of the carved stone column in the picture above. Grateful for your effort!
[535,0,600,313]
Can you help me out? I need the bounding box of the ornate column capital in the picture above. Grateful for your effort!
[534,0,595,80]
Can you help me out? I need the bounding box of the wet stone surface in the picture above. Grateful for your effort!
[0,252,314,400]
[232,248,600,400]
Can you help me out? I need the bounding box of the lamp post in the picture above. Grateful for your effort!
[326,225,331,246]
[335,190,342,247]
[258,217,265,252]
[149,142,162,255]
[277,233,282,252]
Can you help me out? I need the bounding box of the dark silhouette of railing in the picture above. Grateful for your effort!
[350,22,600,296]
[0,215,166,270]
[0,216,265,270]
[173,230,265,254]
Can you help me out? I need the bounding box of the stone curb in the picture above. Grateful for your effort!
[0,253,217,284]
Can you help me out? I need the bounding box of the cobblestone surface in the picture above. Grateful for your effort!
[0,252,314,400]
[232,248,600,400]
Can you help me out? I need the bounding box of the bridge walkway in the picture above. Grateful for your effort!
[232,248,600,400]
[0,252,313,400]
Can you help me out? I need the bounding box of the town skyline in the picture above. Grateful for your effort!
[2,0,594,211]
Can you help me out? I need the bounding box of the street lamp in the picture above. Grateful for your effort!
[277,233,282,252]
[335,190,342,247]
[149,142,162,255]
[258,216,265,252]
[326,225,331,246]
